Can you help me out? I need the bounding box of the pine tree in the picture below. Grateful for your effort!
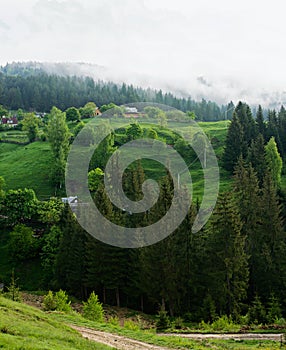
[277,105,286,157]
[255,105,266,137]
[256,171,286,299]
[223,112,245,172]
[207,192,249,318]
[66,223,87,298]
[235,101,257,145]
[247,134,266,185]
[232,158,261,298]
[85,184,128,307]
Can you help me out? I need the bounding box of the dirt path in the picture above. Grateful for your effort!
[71,325,285,349]
[70,325,171,350]
[160,332,284,342]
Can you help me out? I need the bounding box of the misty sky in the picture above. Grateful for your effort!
[1,0,286,104]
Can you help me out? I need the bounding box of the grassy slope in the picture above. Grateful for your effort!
[0,295,281,350]
[0,296,112,350]
[0,120,231,200]
[0,142,54,200]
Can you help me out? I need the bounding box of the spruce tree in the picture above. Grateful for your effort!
[255,105,266,138]
[223,112,245,172]
[232,158,261,299]
[247,134,266,185]
[257,171,286,299]
[235,101,257,145]
[55,205,86,296]
[207,192,249,318]
[277,105,286,157]
[85,184,128,307]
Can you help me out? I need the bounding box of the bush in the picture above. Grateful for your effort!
[173,317,184,329]
[123,320,140,331]
[40,133,46,141]
[273,317,286,326]
[248,295,267,325]
[82,292,104,322]
[267,294,282,324]
[43,291,56,311]
[54,290,72,312]
[108,316,119,326]
[211,315,240,332]
[156,310,170,331]
[199,320,211,331]
[43,290,71,312]
[4,270,21,302]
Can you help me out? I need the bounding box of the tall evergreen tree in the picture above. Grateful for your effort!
[233,158,261,299]
[223,112,245,171]
[207,192,249,318]
[247,134,266,185]
[255,105,266,138]
[235,101,257,145]
[265,137,283,189]
[254,171,286,300]
[85,184,129,307]
[46,107,70,189]
[277,105,286,157]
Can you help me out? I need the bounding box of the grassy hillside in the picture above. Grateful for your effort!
[0,295,281,350]
[0,142,55,200]
[0,296,112,349]
[0,120,230,200]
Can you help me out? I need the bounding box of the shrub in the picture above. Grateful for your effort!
[156,310,170,331]
[43,291,56,311]
[248,295,267,325]
[82,292,104,322]
[199,320,211,331]
[273,317,286,326]
[54,290,71,312]
[211,315,240,332]
[108,316,119,326]
[43,290,71,312]
[4,270,21,302]
[202,294,217,323]
[267,294,282,324]
[173,317,184,329]
[123,320,140,331]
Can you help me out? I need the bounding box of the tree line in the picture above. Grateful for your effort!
[0,67,225,120]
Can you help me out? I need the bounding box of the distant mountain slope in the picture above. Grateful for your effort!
[0,61,106,79]
[0,62,225,120]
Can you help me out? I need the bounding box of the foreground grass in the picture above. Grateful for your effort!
[0,296,112,349]
[51,311,283,349]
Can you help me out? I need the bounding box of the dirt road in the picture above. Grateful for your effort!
[161,332,284,341]
[70,325,171,350]
[71,325,284,349]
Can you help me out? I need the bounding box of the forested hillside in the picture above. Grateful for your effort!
[1,67,286,328]
[0,62,227,121]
